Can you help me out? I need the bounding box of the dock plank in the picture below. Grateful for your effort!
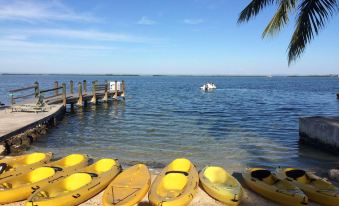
[0,104,64,141]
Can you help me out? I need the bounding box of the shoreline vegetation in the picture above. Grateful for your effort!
[1,73,339,78]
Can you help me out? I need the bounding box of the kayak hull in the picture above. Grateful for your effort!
[102,164,151,206]
[276,168,339,206]
[243,168,308,206]
[0,152,53,180]
[149,158,199,206]
[0,154,88,203]
[25,159,121,206]
[199,166,243,206]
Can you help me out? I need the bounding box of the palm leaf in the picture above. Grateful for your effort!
[288,0,338,64]
[262,0,297,37]
[238,0,276,23]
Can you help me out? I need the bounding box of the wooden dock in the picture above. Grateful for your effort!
[0,80,125,152]
[0,104,64,141]
[9,80,125,106]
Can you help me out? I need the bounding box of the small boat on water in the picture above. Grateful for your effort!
[201,82,216,91]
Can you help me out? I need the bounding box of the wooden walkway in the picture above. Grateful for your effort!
[0,79,125,142]
[0,105,64,141]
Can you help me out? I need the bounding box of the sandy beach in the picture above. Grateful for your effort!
[3,172,325,206]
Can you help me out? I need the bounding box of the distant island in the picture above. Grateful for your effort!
[1,73,339,77]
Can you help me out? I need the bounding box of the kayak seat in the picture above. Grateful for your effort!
[64,173,92,191]
[58,154,86,167]
[169,159,190,172]
[285,169,306,180]
[93,159,117,174]
[25,153,46,165]
[204,167,227,184]
[158,173,188,198]
[251,170,271,181]
[286,169,311,184]
[29,167,56,183]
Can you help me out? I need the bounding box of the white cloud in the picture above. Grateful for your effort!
[0,39,115,52]
[184,18,204,25]
[137,16,156,25]
[0,0,98,22]
[0,28,149,43]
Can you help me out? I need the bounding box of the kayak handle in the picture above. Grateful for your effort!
[165,171,189,176]
[0,163,8,174]
[82,172,98,177]
[49,166,63,172]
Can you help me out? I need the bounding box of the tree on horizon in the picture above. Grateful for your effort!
[238,0,338,65]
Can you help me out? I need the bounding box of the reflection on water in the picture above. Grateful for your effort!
[0,75,338,172]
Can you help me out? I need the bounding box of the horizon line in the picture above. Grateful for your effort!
[1,73,339,77]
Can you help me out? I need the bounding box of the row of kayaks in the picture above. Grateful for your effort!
[0,152,338,206]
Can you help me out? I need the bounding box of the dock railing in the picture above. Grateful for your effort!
[8,82,39,105]
[8,80,125,107]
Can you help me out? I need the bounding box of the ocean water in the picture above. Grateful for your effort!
[1,75,339,172]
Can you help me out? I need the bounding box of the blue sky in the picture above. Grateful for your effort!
[0,0,338,75]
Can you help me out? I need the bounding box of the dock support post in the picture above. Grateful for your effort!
[83,80,87,94]
[77,82,83,106]
[121,80,125,98]
[11,94,15,105]
[91,81,97,104]
[34,81,40,98]
[113,80,118,99]
[70,80,74,94]
[62,83,66,106]
[54,81,59,96]
[103,80,108,102]
[337,93,339,99]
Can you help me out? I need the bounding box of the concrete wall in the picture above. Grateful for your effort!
[299,116,339,154]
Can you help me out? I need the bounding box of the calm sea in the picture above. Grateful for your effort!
[1,75,339,172]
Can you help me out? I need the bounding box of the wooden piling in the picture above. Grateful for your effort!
[11,94,15,105]
[62,83,66,106]
[103,81,108,102]
[91,81,97,104]
[34,81,40,98]
[113,80,118,99]
[337,93,339,99]
[54,81,59,96]
[121,80,125,97]
[70,80,74,94]
[77,82,83,106]
[83,80,87,94]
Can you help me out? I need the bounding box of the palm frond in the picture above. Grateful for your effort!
[288,0,338,64]
[238,0,276,23]
[262,0,297,37]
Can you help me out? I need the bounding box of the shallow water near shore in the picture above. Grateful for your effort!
[1,75,339,172]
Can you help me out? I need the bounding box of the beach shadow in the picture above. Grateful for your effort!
[137,201,149,206]
[232,172,251,190]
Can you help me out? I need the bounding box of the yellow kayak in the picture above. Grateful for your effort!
[0,152,53,177]
[102,164,151,206]
[276,168,339,206]
[149,158,199,206]
[199,166,243,206]
[45,153,88,172]
[0,154,88,203]
[25,158,121,206]
[242,168,308,206]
